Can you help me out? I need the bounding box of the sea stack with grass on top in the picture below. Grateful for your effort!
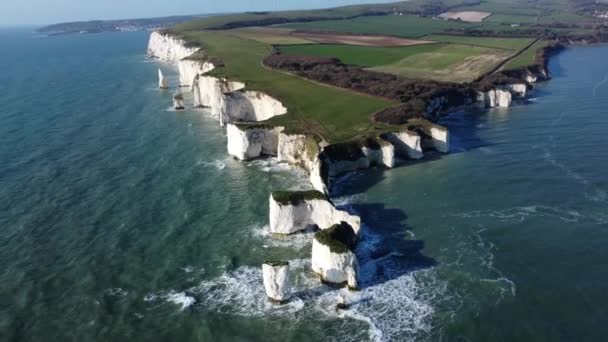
[262,261,291,303]
[311,221,359,289]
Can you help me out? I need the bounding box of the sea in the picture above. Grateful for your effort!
[1,28,607,342]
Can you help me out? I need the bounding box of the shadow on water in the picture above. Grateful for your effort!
[345,201,437,289]
[326,100,507,197]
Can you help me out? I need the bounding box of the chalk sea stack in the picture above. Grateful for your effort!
[173,93,185,110]
[158,69,168,89]
[262,261,291,303]
[311,222,359,289]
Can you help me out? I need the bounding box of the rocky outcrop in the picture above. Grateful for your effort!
[362,140,396,169]
[178,60,215,88]
[158,69,168,89]
[226,124,282,161]
[220,91,287,126]
[173,94,185,110]
[262,261,291,303]
[478,88,512,108]
[322,138,397,177]
[269,191,361,236]
[428,125,450,153]
[505,83,528,98]
[276,132,328,194]
[193,75,245,112]
[311,222,358,289]
[147,31,199,63]
[383,130,424,160]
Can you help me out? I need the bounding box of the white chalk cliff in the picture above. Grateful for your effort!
[311,238,358,289]
[220,91,287,126]
[148,31,287,127]
[384,130,424,160]
[262,263,291,302]
[269,193,361,236]
[147,32,199,64]
[276,133,328,194]
[178,60,215,88]
[478,88,513,108]
[506,83,528,98]
[429,125,450,153]
[363,141,396,169]
[226,124,282,161]
[193,75,245,113]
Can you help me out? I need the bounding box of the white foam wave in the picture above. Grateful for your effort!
[197,159,226,170]
[104,288,128,297]
[592,71,608,97]
[251,224,315,249]
[144,290,196,311]
[191,264,306,317]
[453,205,583,224]
[166,292,196,310]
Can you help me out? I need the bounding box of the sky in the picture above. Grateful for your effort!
[0,0,397,26]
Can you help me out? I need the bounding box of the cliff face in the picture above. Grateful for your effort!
[226,124,282,161]
[262,263,291,302]
[147,32,199,64]
[193,76,245,112]
[311,222,359,288]
[221,91,287,126]
[384,130,424,160]
[311,238,358,288]
[147,31,454,193]
[178,60,215,88]
[276,133,328,194]
[148,31,287,127]
[268,192,361,235]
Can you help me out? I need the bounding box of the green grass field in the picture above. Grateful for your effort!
[170,0,478,32]
[280,15,475,38]
[277,43,444,67]
[504,39,550,70]
[179,30,395,142]
[370,44,512,82]
[229,28,315,45]
[424,35,534,50]
[484,14,539,24]
[278,36,527,83]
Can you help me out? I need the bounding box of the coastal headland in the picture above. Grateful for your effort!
[146,0,608,299]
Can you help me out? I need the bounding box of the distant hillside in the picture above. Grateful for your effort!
[37,15,210,35]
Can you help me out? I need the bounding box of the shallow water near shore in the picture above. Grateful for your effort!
[1,30,608,342]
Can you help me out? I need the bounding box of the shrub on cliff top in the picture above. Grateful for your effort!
[314,222,357,254]
[272,190,327,205]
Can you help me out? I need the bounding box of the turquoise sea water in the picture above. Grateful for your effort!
[1,29,607,341]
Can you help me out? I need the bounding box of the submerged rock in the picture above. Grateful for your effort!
[311,222,358,289]
[262,261,291,303]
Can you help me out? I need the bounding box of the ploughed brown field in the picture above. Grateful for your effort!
[291,32,435,47]
[438,11,492,23]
